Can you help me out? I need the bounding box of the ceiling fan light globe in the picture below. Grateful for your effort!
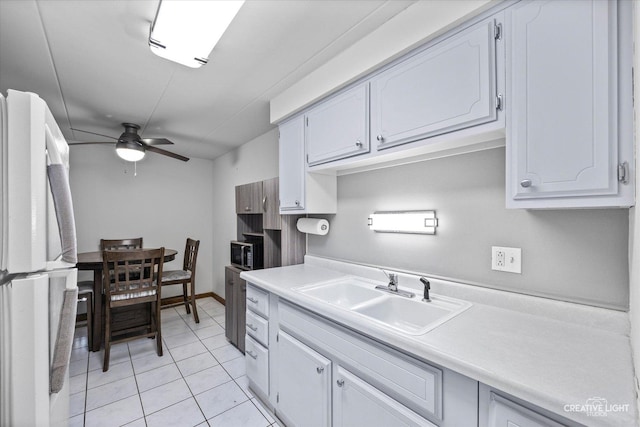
[116,140,145,162]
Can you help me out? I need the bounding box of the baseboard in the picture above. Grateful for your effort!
[161,291,225,307]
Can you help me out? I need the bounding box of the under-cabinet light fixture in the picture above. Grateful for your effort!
[149,0,244,68]
[368,211,439,235]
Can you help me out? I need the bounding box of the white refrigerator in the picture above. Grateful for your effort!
[0,90,79,427]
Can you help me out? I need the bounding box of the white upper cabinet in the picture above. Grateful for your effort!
[370,17,498,151]
[306,84,369,166]
[279,116,305,211]
[506,0,633,208]
[279,115,337,215]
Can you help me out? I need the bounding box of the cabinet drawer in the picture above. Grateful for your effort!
[246,284,269,318]
[245,335,269,397]
[279,300,442,420]
[246,309,268,347]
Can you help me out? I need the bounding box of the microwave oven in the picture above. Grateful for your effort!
[230,240,263,270]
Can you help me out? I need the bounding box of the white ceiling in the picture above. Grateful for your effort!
[0,0,414,160]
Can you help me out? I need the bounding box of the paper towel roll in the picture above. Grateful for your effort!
[297,218,330,236]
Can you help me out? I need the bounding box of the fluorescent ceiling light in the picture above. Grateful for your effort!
[368,211,439,235]
[149,0,244,68]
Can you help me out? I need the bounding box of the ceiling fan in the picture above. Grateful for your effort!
[69,123,189,162]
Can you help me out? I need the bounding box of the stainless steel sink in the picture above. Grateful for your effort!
[295,278,471,335]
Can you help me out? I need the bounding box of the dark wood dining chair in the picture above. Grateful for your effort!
[161,238,200,323]
[100,237,143,251]
[102,248,165,371]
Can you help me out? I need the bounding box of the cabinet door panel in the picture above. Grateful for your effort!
[236,182,263,214]
[487,392,565,427]
[306,84,369,165]
[371,18,496,150]
[508,0,615,200]
[224,267,236,345]
[334,366,436,427]
[245,335,269,397]
[276,330,331,427]
[234,275,246,353]
[262,177,281,230]
[279,117,305,210]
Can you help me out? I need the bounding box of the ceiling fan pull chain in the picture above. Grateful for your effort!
[134,161,137,177]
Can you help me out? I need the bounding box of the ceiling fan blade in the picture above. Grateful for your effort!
[142,138,174,146]
[70,127,117,140]
[146,145,189,162]
[68,141,114,145]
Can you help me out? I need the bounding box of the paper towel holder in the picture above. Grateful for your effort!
[367,210,438,235]
[296,218,330,236]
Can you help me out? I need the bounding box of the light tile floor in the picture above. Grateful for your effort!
[70,297,279,427]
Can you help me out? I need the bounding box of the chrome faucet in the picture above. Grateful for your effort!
[376,269,415,298]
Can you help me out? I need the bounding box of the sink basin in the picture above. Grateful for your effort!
[353,295,471,335]
[296,278,471,335]
[296,278,385,309]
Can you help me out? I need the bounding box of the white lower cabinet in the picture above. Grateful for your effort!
[334,366,437,427]
[275,330,331,427]
[479,384,580,427]
[245,335,269,398]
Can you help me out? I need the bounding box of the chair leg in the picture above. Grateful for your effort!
[86,293,93,351]
[103,303,111,372]
[182,283,190,314]
[155,301,163,356]
[190,281,199,324]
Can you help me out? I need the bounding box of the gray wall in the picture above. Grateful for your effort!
[69,145,214,298]
[308,147,629,310]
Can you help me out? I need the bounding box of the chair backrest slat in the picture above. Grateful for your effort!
[183,238,200,272]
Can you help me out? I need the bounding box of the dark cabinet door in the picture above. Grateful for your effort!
[224,267,236,344]
[263,177,281,230]
[235,182,263,214]
[224,266,246,353]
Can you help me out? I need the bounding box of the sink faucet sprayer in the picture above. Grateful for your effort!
[420,277,431,302]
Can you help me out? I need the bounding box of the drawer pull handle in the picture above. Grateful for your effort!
[247,323,257,331]
[245,206,251,211]
[316,367,324,374]
[336,379,344,387]
[355,140,362,148]
[248,297,259,304]
[520,179,532,188]
[376,135,384,142]
[246,350,258,359]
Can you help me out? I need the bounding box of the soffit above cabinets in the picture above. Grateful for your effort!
[0,0,415,160]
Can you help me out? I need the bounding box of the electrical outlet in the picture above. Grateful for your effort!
[492,246,522,274]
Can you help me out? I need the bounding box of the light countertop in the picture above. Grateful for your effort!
[240,256,638,427]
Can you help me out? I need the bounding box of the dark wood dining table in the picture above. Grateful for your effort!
[77,248,177,352]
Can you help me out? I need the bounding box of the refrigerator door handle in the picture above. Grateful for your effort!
[50,286,77,393]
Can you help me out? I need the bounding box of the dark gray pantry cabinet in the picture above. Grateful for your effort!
[225,177,305,352]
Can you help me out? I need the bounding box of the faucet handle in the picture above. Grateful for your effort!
[381,269,397,283]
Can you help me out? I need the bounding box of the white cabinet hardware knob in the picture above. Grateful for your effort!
[520,179,532,188]
[356,140,362,147]
[317,367,324,374]
[336,379,344,387]
[295,200,300,206]
[376,135,384,142]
